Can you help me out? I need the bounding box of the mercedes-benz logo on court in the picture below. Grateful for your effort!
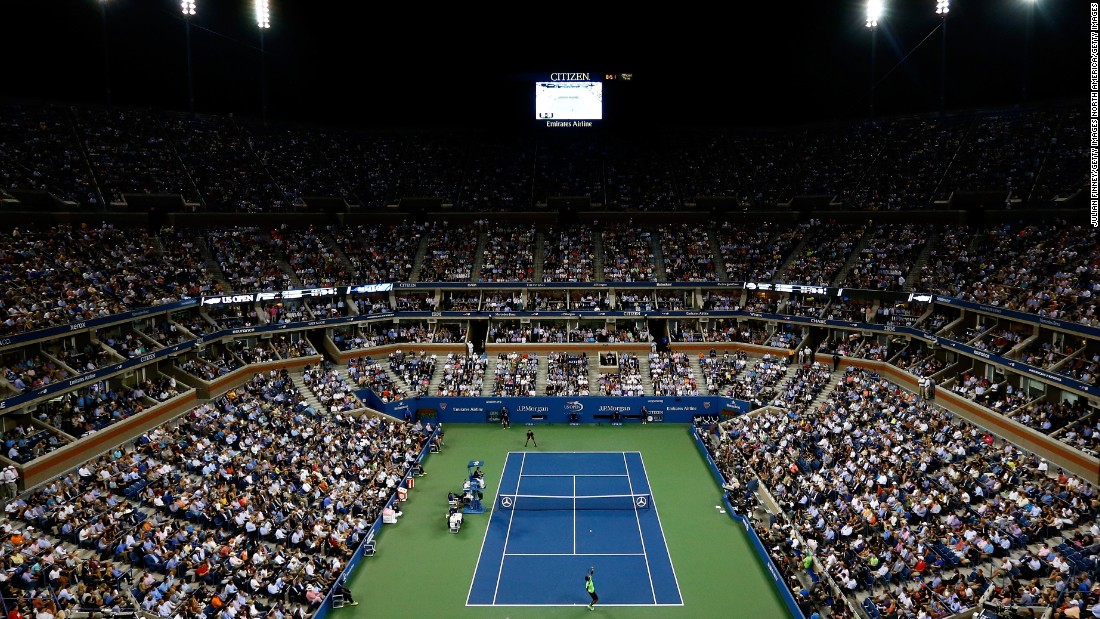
[635,496,647,507]
[501,496,513,508]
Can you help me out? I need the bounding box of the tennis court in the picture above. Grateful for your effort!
[467,451,682,607]
[350,425,788,618]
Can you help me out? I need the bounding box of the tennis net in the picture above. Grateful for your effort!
[497,493,651,511]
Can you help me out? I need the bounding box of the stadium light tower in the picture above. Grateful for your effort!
[255,0,271,123]
[865,0,884,117]
[936,0,949,114]
[182,0,196,114]
[1022,0,1037,103]
[98,0,112,106]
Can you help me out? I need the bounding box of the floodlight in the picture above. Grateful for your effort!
[255,0,270,29]
[181,0,196,16]
[866,0,884,28]
[936,0,949,15]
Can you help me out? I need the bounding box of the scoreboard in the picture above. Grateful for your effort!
[533,71,633,128]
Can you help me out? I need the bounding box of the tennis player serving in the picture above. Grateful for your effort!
[585,566,599,610]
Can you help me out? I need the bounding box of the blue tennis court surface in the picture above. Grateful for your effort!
[467,451,682,607]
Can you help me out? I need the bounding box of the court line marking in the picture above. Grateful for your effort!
[470,451,681,608]
[520,473,629,477]
[506,450,642,455]
[468,603,686,607]
[623,452,657,604]
[573,475,577,555]
[492,452,526,605]
[635,451,685,605]
[466,452,512,605]
[504,553,646,557]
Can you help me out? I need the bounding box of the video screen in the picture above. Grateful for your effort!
[535,81,603,121]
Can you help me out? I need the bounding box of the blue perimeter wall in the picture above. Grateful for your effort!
[358,391,749,424]
[691,428,806,619]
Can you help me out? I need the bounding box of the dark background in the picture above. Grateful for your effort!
[0,1,1087,129]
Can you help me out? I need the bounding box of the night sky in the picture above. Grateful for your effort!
[0,1,1088,129]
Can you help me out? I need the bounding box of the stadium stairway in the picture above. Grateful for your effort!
[147,234,167,256]
[592,229,605,279]
[929,118,979,202]
[533,231,546,281]
[687,352,706,393]
[638,354,655,396]
[276,255,304,289]
[805,365,845,411]
[469,230,489,282]
[193,230,232,291]
[408,234,431,282]
[379,359,411,396]
[320,228,357,276]
[1028,109,1076,203]
[709,233,730,281]
[589,357,603,395]
[649,234,668,281]
[902,228,939,291]
[289,370,328,414]
[774,231,814,282]
[425,354,447,395]
[481,358,496,396]
[830,226,873,288]
[535,353,549,394]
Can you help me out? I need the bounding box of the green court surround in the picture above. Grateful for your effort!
[347,424,790,618]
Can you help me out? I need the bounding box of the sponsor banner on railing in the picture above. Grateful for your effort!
[0,298,199,349]
[387,399,412,419]
[0,341,196,411]
[401,309,924,325]
[394,281,735,289]
[396,280,929,303]
[931,335,1100,398]
[200,285,393,306]
[404,310,738,319]
[193,314,392,345]
[388,395,748,424]
[0,313,395,411]
[3,295,1095,413]
[5,283,1090,355]
[742,309,903,333]
[933,295,1100,339]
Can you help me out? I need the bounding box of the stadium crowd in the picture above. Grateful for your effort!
[0,87,1094,619]
[707,367,1100,619]
[1,102,1084,214]
[387,350,435,398]
[1,370,433,619]
[545,351,591,396]
[491,352,538,397]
